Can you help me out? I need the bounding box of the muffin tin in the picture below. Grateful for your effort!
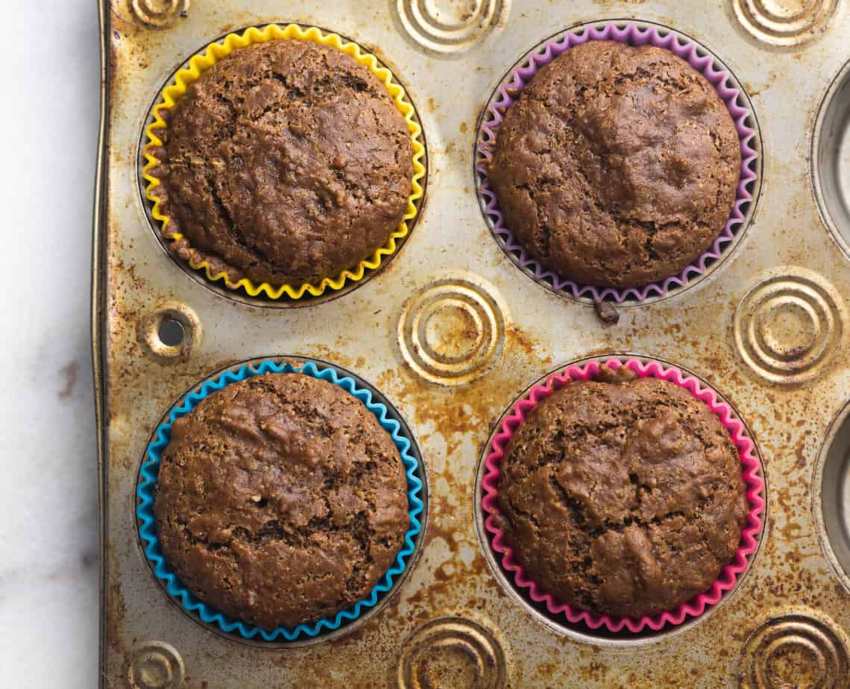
[94,0,850,687]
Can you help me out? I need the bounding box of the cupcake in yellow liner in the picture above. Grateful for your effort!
[142,24,426,300]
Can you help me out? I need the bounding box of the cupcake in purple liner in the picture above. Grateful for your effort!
[476,22,759,303]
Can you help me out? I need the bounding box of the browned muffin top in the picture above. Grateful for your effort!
[489,40,741,288]
[154,373,410,629]
[155,40,413,286]
[497,365,748,619]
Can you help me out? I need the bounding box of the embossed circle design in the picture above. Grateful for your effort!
[739,613,850,689]
[131,0,189,28]
[396,0,509,53]
[734,268,845,384]
[398,617,507,689]
[732,0,838,47]
[128,641,185,689]
[399,275,507,385]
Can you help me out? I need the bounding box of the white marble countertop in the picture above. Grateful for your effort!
[1,3,100,687]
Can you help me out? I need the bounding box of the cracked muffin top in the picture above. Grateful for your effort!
[153,39,413,287]
[488,40,741,288]
[154,373,409,629]
[496,365,748,618]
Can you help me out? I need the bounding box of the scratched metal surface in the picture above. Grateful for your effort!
[94,1,850,687]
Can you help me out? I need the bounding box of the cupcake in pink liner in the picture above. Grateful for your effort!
[479,356,765,635]
[474,21,760,304]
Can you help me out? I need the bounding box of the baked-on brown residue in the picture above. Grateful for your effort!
[154,373,409,629]
[154,40,413,286]
[489,41,741,288]
[497,366,748,618]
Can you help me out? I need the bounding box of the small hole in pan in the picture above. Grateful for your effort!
[157,317,185,347]
[138,302,201,362]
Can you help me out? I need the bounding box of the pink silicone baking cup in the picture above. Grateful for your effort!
[480,357,766,634]
[475,21,760,304]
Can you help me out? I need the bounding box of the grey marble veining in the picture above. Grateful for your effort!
[1,3,100,688]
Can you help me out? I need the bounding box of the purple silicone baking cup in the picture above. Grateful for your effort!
[474,21,760,304]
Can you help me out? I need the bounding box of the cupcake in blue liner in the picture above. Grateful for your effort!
[136,358,424,643]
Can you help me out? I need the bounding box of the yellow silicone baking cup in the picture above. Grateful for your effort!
[142,24,426,300]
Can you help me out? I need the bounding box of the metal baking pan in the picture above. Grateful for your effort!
[93,0,850,686]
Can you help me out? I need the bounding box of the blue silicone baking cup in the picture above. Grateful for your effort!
[135,358,425,643]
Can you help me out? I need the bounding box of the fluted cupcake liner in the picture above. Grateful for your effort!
[142,23,426,301]
[136,358,425,642]
[480,356,765,634]
[475,21,759,304]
